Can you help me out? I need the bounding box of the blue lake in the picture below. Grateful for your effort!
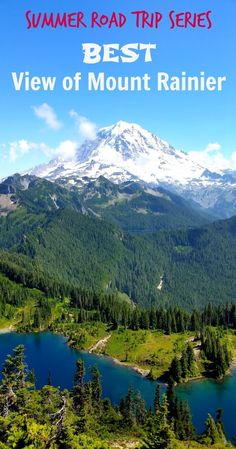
[0,331,236,440]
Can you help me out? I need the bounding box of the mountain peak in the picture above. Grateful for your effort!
[0,173,36,194]
[29,120,205,188]
[98,120,165,146]
[100,120,144,136]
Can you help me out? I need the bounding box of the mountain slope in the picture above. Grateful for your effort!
[19,208,125,291]
[0,172,161,301]
[5,205,236,308]
[30,121,204,186]
[29,120,236,219]
[0,173,210,235]
[77,176,210,232]
[1,175,236,308]
[0,173,82,215]
[156,218,236,308]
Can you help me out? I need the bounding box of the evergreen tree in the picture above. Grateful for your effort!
[169,357,181,383]
[33,308,41,329]
[135,391,146,425]
[180,350,188,379]
[142,396,175,449]
[74,359,85,388]
[12,345,26,389]
[202,328,231,378]
[73,359,85,415]
[166,380,175,421]
[121,386,135,428]
[203,413,225,444]
[181,401,195,440]
[0,345,27,416]
[154,384,161,415]
[28,369,36,389]
[91,366,102,416]
[216,408,226,440]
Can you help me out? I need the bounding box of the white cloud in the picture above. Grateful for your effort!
[188,143,236,173]
[32,103,62,131]
[2,139,78,163]
[55,140,78,160]
[8,140,52,162]
[70,110,97,140]
[1,110,97,165]
[204,143,221,153]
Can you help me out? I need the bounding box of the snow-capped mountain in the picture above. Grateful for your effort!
[29,121,236,218]
[30,120,204,183]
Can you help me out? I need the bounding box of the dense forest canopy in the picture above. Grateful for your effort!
[0,174,236,308]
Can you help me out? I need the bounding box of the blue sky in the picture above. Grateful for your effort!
[0,0,235,178]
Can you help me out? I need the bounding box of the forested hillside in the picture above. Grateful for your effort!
[0,174,236,308]
[76,176,210,232]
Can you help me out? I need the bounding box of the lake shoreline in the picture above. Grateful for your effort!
[98,353,151,378]
[0,325,14,334]
[71,334,151,378]
[0,329,235,441]
[3,327,235,386]
[67,333,236,385]
[67,336,151,378]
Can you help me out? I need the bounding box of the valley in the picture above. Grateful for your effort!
[1,172,236,309]
[0,121,236,448]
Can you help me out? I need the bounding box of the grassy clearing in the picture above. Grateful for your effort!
[50,323,196,379]
[105,328,195,379]
[0,316,14,330]
[50,323,207,380]
[52,321,108,350]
